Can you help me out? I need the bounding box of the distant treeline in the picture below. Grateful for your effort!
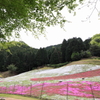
[0,34,100,74]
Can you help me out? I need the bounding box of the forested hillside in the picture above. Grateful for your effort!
[0,33,100,74]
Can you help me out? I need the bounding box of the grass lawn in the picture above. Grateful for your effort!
[0,94,41,100]
[67,57,100,66]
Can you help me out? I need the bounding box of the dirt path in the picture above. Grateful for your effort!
[0,97,21,100]
[6,98,21,100]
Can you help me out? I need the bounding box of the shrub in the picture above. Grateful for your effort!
[71,52,81,61]
[81,50,91,58]
[7,64,17,73]
[47,62,68,68]
[90,45,100,56]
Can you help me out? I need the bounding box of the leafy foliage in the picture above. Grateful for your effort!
[0,49,8,71]
[50,48,62,64]
[61,39,67,62]
[90,34,100,56]
[90,45,100,56]
[90,34,100,46]
[35,48,48,66]
[7,64,17,73]
[0,35,99,74]
[84,38,91,50]
[71,52,81,61]
[80,50,91,58]
[47,62,68,68]
[65,37,85,61]
[0,0,84,39]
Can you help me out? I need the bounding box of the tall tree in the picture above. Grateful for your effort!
[35,48,48,66]
[90,33,100,56]
[50,48,62,64]
[90,34,100,46]
[0,49,8,71]
[84,38,91,50]
[65,37,84,61]
[61,39,67,62]
[5,41,37,73]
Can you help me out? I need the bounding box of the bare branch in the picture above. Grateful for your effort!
[79,0,100,21]
[87,0,99,19]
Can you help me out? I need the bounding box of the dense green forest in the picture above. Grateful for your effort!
[0,34,100,74]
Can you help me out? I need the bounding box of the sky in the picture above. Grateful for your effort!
[18,0,100,49]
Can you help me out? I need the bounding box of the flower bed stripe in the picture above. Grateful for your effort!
[30,69,100,81]
[0,81,100,99]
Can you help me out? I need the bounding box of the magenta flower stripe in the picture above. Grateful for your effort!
[0,81,100,99]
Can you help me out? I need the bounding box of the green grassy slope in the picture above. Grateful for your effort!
[0,94,40,100]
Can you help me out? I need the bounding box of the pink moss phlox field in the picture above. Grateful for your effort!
[0,69,100,99]
[0,81,100,99]
[30,69,100,81]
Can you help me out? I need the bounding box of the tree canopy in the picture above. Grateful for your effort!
[0,0,84,39]
[90,33,100,46]
[90,33,100,56]
[0,36,99,74]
